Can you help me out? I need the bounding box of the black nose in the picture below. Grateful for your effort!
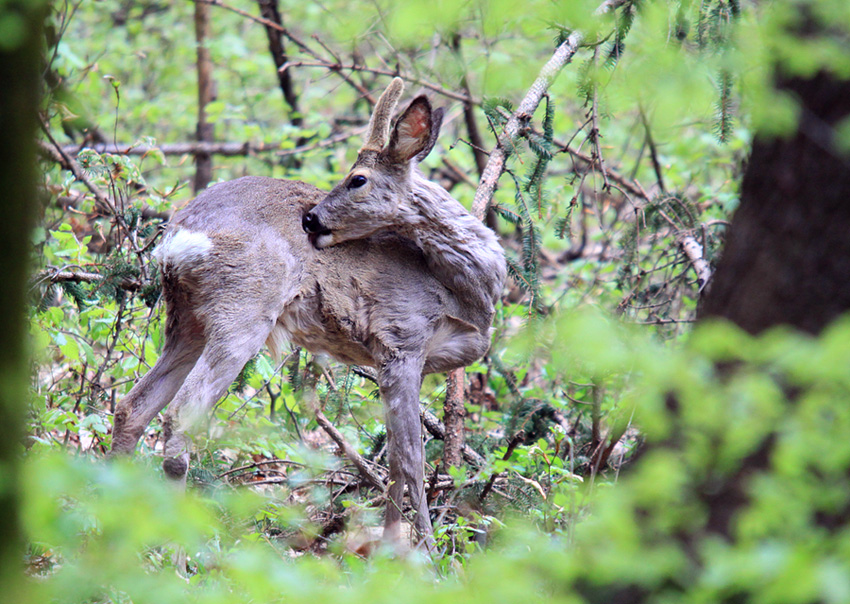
[302,211,322,234]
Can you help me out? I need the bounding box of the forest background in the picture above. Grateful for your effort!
[2,0,850,602]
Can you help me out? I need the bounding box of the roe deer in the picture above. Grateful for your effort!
[110,78,506,546]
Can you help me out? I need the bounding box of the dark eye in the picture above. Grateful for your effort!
[348,174,368,189]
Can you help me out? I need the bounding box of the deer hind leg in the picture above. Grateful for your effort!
[380,355,434,549]
[159,315,278,484]
[111,309,205,455]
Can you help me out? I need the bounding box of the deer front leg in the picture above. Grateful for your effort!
[379,355,433,549]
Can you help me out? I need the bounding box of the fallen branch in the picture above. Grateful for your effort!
[313,407,385,491]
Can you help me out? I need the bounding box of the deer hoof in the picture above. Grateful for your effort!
[162,454,189,480]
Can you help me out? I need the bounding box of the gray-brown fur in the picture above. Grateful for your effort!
[111,82,506,550]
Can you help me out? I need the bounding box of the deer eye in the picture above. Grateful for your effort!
[348,174,368,189]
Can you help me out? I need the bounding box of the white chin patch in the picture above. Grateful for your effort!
[315,233,334,249]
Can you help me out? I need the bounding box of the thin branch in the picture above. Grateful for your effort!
[55,128,363,159]
[479,431,525,502]
[32,269,140,292]
[37,127,115,215]
[191,0,374,103]
[281,60,474,105]
[471,32,583,220]
[218,458,305,479]
[640,107,666,195]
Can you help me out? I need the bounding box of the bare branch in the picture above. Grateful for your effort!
[471,32,583,220]
[33,269,140,292]
[313,407,385,491]
[55,128,363,159]
[282,60,474,105]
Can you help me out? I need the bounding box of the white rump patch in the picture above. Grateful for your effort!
[153,229,213,268]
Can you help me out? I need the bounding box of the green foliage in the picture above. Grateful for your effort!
[21,316,850,602]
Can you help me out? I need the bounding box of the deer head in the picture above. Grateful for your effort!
[302,78,444,248]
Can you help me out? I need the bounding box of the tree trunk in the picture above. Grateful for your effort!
[0,1,46,599]
[193,1,215,193]
[256,0,301,126]
[686,68,850,543]
[699,71,850,334]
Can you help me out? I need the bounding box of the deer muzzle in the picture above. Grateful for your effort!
[302,210,333,248]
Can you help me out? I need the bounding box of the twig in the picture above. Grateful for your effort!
[190,0,374,103]
[37,128,115,215]
[479,431,525,502]
[640,107,666,195]
[218,458,305,479]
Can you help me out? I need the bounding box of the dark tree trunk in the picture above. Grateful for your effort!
[687,68,850,541]
[256,0,301,126]
[193,1,215,193]
[699,71,850,334]
[0,1,45,598]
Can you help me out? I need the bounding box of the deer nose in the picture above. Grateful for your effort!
[302,211,323,234]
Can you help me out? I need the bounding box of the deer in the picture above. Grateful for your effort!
[110,78,506,547]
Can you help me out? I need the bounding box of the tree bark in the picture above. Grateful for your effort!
[441,370,465,469]
[193,0,215,192]
[699,71,850,335]
[0,1,45,599]
[256,0,301,126]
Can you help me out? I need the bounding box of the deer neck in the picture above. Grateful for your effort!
[394,175,506,313]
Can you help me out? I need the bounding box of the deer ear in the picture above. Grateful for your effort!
[386,97,432,163]
[415,106,444,163]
